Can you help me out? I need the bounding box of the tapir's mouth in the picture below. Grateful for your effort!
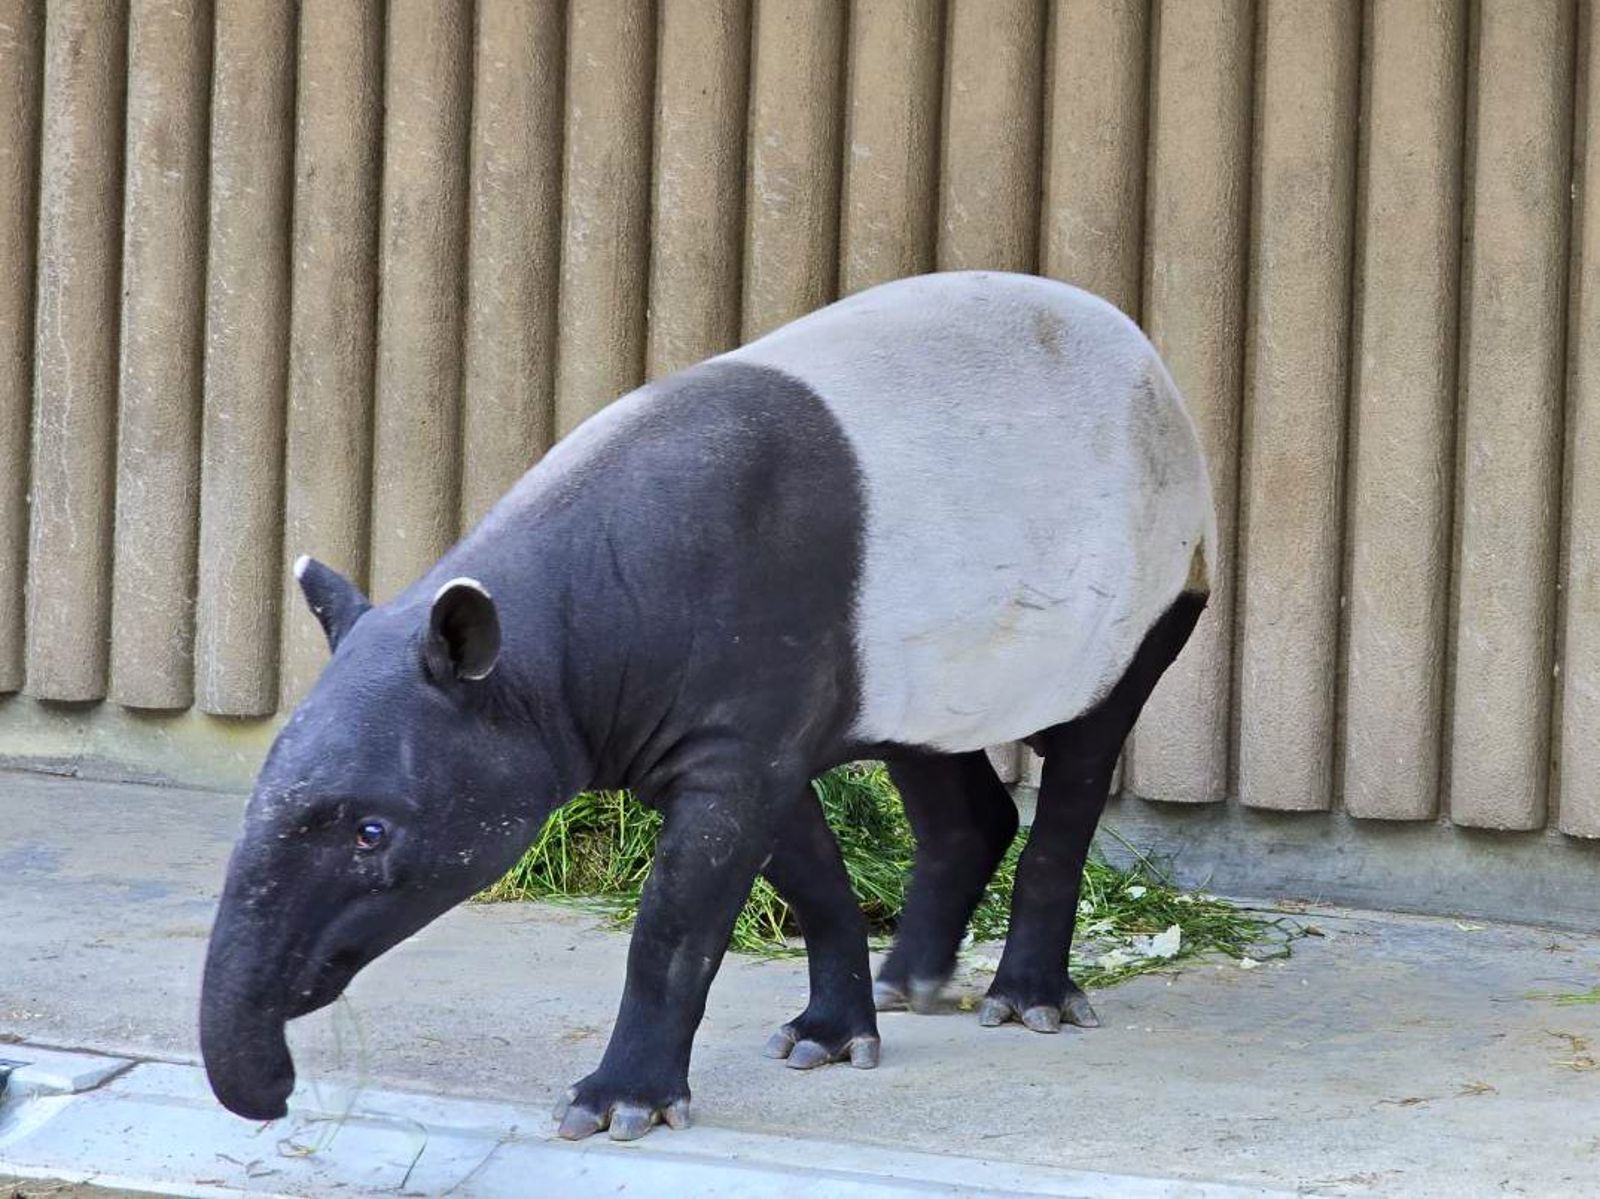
[284,946,365,1020]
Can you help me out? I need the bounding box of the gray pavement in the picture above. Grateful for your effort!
[3,770,1600,1196]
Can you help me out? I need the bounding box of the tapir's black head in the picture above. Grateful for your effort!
[200,558,563,1121]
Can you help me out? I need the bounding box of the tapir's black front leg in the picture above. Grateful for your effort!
[760,793,879,1069]
[555,777,778,1141]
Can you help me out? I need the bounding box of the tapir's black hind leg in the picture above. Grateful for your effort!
[760,794,881,1069]
[873,750,1019,1012]
[980,591,1207,1033]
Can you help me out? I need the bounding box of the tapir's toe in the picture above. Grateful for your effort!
[848,1036,881,1068]
[555,1101,606,1140]
[786,1039,835,1069]
[607,1103,658,1141]
[1062,989,1100,1028]
[977,995,1020,1028]
[552,1085,576,1121]
[762,1024,798,1058]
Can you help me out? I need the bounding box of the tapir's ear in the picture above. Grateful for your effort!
[424,577,501,684]
[295,556,372,652]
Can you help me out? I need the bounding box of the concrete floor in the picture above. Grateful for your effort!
[3,770,1600,1195]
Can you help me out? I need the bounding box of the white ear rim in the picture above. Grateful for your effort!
[433,575,492,603]
[293,553,312,581]
[428,576,500,683]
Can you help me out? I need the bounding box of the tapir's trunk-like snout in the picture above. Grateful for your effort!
[199,967,295,1120]
[199,862,300,1120]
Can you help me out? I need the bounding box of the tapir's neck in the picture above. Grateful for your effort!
[423,494,694,800]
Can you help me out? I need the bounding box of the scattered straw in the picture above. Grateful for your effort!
[480,764,1303,987]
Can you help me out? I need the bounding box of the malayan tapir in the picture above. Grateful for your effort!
[199,271,1214,1142]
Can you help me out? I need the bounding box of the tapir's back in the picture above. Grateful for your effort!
[724,271,1214,751]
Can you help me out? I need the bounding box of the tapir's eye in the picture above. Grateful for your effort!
[355,819,388,851]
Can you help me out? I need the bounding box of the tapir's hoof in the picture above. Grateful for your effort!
[978,990,1099,1032]
[873,976,945,1014]
[977,996,1058,1032]
[763,1023,880,1070]
[553,1083,690,1142]
[1062,989,1101,1028]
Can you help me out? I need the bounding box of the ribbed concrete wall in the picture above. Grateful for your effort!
[1566,2,1600,840]
[0,1,41,696]
[743,0,844,340]
[555,0,654,434]
[1450,0,1573,830]
[279,0,382,707]
[110,0,211,711]
[194,1,294,715]
[27,1,125,702]
[370,1,472,603]
[650,0,749,374]
[1235,0,1359,813]
[1343,0,1467,824]
[1128,0,1254,805]
[1,3,1597,891]
[839,0,940,296]
[1040,0,1147,313]
[462,0,564,525]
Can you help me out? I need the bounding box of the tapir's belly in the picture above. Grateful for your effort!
[729,271,1212,751]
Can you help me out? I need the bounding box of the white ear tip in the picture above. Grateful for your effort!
[434,575,491,602]
[293,554,312,580]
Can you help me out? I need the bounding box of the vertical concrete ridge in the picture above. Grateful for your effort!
[1343,0,1468,823]
[741,0,846,340]
[1236,0,1359,813]
[647,0,750,378]
[838,0,942,296]
[110,0,211,711]
[370,0,473,601]
[553,0,655,436]
[1039,0,1149,316]
[1128,0,1255,805]
[461,0,564,528]
[1561,0,1600,839]
[195,0,295,716]
[0,0,42,694]
[25,0,126,703]
[1448,0,1574,830]
[935,0,1046,273]
[279,0,383,708]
